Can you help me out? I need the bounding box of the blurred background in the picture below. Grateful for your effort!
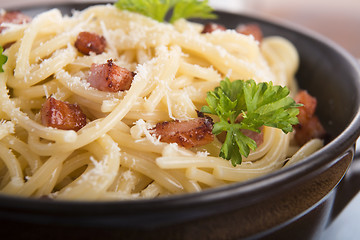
[1,0,360,239]
[210,0,360,58]
[2,0,359,58]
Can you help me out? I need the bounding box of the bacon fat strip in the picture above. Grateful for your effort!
[74,31,106,55]
[88,59,135,92]
[41,97,87,132]
[0,11,31,33]
[151,117,214,149]
[294,90,326,145]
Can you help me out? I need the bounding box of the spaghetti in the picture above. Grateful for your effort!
[0,5,323,200]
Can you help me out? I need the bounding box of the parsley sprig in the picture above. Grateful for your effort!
[0,46,7,72]
[115,0,216,23]
[201,78,301,166]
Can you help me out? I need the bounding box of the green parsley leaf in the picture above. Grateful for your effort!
[0,46,8,72]
[115,0,216,23]
[170,0,216,23]
[201,78,301,166]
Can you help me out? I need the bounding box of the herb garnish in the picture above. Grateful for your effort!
[115,0,216,23]
[0,46,7,72]
[201,78,301,166]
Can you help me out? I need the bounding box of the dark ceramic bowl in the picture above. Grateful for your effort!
[1,2,360,240]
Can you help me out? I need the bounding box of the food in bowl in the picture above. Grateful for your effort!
[0,1,326,200]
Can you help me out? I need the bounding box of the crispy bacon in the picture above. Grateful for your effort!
[294,116,326,146]
[295,90,317,124]
[294,90,326,145]
[74,31,106,55]
[88,59,134,92]
[0,11,31,33]
[151,116,214,149]
[40,97,87,132]
[201,22,226,33]
[236,23,263,42]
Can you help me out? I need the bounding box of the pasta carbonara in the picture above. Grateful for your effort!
[0,5,324,200]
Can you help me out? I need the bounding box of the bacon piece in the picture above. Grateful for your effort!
[295,90,317,124]
[236,23,263,42]
[201,22,226,33]
[217,127,264,147]
[88,59,134,92]
[74,31,106,55]
[294,90,326,145]
[41,97,87,132]
[294,116,325,146]
[201,22,263,43]
[234,115,264,146]
[242,127,264,146]
[151,116,214,148]
[0,11,31,33]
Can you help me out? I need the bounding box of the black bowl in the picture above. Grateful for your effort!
[1,3,360,240]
